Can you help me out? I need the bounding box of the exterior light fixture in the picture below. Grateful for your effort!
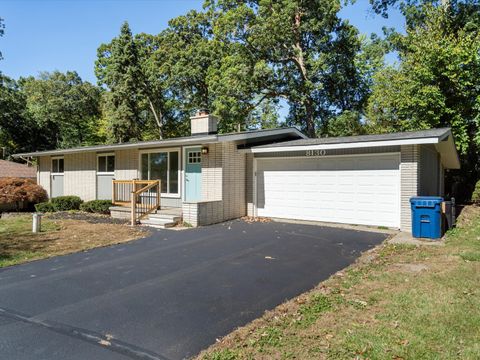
[201,146,209,155]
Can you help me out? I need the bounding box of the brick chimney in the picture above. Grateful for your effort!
[190,109,218,135]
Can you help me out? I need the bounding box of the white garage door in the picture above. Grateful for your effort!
[256,154,400,228]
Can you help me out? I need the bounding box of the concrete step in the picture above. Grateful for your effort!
[140,218,177,229]
[147,213,182,223]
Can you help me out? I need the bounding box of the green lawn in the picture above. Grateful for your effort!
[198,206,480,360]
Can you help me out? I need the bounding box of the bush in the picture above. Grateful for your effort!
[471,180,480,204]
[0,178,48,207]
[80,200,112,214]
[51,196,83,211]
[35,202,56,213]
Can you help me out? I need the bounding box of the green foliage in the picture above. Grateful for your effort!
[208,0,377,137]
[34,202,56,213]
[366,4,480,198]
[50,196,83,211]
[324,110,366,137]
[96,22,143,142]
[471,180,480,203]
[20,71,103,149]
[80,200,112,214]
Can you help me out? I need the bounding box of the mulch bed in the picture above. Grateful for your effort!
[46,211,129,225]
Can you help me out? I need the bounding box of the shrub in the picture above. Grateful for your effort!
[51,196,83,211]
[0,178,48,208]
[35,202,56,213]
[80,200,112,214]
[471,180,480,204]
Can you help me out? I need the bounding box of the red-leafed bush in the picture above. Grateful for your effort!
[0,178,48,207]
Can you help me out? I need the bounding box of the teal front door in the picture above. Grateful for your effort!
[185,147,202,201]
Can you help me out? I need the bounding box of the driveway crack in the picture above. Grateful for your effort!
[0,307,170,360]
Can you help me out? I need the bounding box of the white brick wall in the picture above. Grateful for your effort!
[222,142,246,220]
[64,153,97,201]
[186,140,247,226]
[201,143,222,201]
[400,145,419,232]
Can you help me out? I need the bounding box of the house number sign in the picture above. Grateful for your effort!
[305,149,327,156]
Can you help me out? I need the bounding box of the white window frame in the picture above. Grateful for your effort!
[97,153,115,175]
[138,148,181,198]
[51,156,64,175]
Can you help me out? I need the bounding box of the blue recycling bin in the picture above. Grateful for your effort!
[410,197,443,239]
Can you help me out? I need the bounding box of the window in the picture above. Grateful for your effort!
[98,155,115,173]
[188,151,201,164]
[140,150,180,195]
[52,158,64,173]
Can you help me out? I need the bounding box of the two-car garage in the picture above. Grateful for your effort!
[255,154,401,228]
[250,128,461,232]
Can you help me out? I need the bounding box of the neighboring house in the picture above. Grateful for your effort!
[0,159,36,179]
[13,110,460,233]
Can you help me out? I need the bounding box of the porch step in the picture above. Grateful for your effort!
[140,218,177,229]
[147,213,182,223]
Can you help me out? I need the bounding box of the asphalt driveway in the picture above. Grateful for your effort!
[0,220,387,360]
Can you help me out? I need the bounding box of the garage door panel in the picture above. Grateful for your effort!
[256,154,400,228]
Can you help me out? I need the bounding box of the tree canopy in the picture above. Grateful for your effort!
[366,2,480,196]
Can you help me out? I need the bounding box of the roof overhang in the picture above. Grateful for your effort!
[251,130,460,169]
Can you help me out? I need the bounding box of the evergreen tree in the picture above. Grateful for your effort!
[96,22,143,142]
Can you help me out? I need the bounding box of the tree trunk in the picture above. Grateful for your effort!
[305,98,316,138]
[147,97,163,139]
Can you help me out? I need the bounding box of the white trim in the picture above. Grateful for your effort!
[251,137,440,153]
[51,156,64,175]
[138,147,181,198]
[254,152,402,229]
[253,156,258,217]
[96,153,115,175]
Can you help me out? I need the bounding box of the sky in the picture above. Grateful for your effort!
[0,0,405,84]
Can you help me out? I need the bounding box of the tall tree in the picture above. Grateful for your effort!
[366,4,480,196]
[0,75,42,157]
[96,22,143,142]
[207,0,366,137]
[20,71,103,149]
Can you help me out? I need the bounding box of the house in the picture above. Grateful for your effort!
[12,110,460,232]
[0,159,36,179]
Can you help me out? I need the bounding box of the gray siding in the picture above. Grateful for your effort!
[64,153,97,201]
[254,146,400,158]
[38,156,51,198]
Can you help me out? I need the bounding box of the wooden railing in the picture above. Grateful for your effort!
[112,180,161,226]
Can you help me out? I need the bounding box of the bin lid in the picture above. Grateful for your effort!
[410,196,443,208]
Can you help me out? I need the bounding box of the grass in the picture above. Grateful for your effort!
[0,213,147,268]
[198,206,480,360]
[0,215,61,267]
